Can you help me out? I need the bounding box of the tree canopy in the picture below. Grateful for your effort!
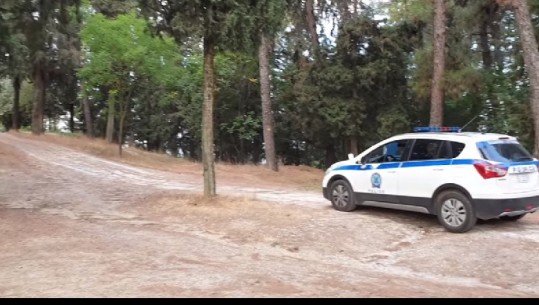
[3,0,539,195]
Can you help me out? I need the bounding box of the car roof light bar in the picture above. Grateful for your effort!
[413,126,461,133]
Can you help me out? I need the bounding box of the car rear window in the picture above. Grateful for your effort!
[477,140,533,163]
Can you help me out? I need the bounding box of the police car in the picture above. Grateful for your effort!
[322,127,539,233]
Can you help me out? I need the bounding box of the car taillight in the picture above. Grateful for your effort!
[473,162,507,179]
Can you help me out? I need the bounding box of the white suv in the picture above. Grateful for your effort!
[322,127,539,233]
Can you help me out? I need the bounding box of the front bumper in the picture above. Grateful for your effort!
[474,196,539,220]
[323,187,330,200]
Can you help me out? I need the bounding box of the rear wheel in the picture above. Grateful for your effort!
[329,180,357,212]
[500,214,525,221]
[435,190,476,233]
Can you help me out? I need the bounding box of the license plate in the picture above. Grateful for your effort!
[517,174,530,183]
[510,165,536,174]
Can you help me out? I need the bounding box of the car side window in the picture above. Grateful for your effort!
[409,139,445,161]
[363,140,408,164]
[438,141,452,159]
[449,141,465,158]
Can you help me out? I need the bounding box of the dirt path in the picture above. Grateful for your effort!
[1,133,539,297]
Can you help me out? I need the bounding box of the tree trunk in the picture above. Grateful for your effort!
[510,0,539,155]
[479,2,505,130]
[338,0,351,22]
[429,0,447,127]
[350,136,359,155]
[258,33,279,172]
[82,93,94,137]
[325,144,336,168]
[11,76,21,130]
[128,128,135,148]
[118,89,133,157]
[491,6,504,71]
[305,0,319,54]
[106,97,115,143]
[68,103,75,133]
[202,36,217,197]
[480,9,493,70]
[31,69,46,135]
[118,110,125,157]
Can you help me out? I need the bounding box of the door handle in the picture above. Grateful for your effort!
[432,168,444,171]
[388,170,397,174]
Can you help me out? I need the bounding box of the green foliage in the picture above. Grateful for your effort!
[3,0,539,167]
[90,0,137,17]
[388,0,432,24]
[80,12,171,88]
[222,111,262,141]
[376,106,411,140]
[276,8,419,166]
[139,0,239,49]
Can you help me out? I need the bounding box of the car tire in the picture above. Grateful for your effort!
[500,214,525,221]
[435,190,477,233]
[329,180,357,212]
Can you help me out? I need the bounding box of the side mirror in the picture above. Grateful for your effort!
[348,153,354,160]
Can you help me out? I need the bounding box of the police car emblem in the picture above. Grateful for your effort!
[371,173,382,188]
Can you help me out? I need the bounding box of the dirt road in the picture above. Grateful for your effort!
[1,133,539,297]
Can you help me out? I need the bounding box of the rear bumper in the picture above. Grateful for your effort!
[474,196,539,220]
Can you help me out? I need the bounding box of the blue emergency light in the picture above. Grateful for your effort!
[413,126,461,133]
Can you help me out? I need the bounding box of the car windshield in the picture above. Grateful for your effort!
[477,140,534,163]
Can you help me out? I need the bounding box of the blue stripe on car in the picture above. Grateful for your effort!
[450,159,474,165]
[333,159,539,172]
[377,163,401,169]
[401,160,451,168]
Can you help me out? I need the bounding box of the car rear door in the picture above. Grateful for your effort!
[397,138,451,208]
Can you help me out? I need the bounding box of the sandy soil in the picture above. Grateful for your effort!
[1,132,539,297]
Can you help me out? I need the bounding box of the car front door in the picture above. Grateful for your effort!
[353,139,411,204]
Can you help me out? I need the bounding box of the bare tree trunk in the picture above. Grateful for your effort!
[118,89,133,157]
[105,97,115,143]
[325,144,336,168]
[338,0,352,22]
[118,109,126,157]
[510,0,539,155]
[202,36,216,197]
[492,6,504,71]
[350,136,359,155]
[31,69,45,135]
[305,0,319,54]
[480,10,493,70]
[481,2,503,128]
[68,103,75,133]
[258,33,279,172]
[82,91,94,137]
[12,75,21,130]
[429,0,447,127]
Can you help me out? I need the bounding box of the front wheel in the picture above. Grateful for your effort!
[435,190,477,233]
[329,180,357,212]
